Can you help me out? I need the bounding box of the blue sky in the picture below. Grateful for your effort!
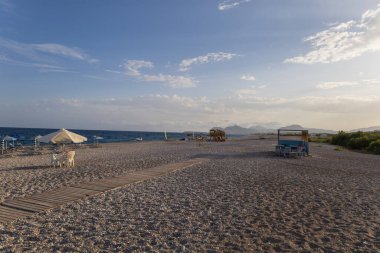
[1,0,380,131]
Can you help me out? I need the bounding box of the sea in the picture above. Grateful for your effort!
[0,127,191,146]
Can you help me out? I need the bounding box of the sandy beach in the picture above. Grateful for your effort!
[0,139,379,252]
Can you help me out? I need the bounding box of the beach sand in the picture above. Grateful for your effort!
[0,139,379,252]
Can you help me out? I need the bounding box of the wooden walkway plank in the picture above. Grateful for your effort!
[2,199,49,212]
[90,181,124,188]
[72,185,108,192]
[2,202,44,213]
[37,189,72,197]
[74,183,113,192]
[125,173,153,181]
[113,176,146,183]
[66,187,101,195]
[0,211,24,219]
[98,179,128,186]
[31,196,80,204]
[78,181,116,188]
[0,205,33,216]
[58,187,101,195]
[38,186,95,196]
[0,216,13,223]
[11,198,57,208]
[27,196,68,205]
[39,191,94,200]
[0,158,207,224]
[134,171,163,177]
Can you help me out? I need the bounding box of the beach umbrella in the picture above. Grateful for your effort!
[93,135,103,140]
[3,135,17,141]
[93,135,103,145]
[3,135,16,148]
[39,128,87,144]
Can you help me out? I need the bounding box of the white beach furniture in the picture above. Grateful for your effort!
[65,151,76,168]
[51,153,61,168]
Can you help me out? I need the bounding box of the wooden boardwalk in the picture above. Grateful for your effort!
[0,158,206,224]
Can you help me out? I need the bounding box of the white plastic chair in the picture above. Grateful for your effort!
[66,151,76,168]
[51,153,61,168]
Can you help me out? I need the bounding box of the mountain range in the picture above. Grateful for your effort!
[220,124,380,135]
[349,126,380,132]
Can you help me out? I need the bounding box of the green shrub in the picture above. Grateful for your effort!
[329,131,380,154]
[330,131,351,146]
[368,140,380,154]
[347,137,371,150]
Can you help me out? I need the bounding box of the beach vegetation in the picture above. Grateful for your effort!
[329,131,380,154]
[368,140,380,154]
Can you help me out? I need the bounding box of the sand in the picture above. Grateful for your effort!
[0,139,379,252]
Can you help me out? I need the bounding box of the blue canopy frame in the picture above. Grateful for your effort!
[276,129,309,157]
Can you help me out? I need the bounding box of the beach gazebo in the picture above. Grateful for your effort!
[209,127,226,142]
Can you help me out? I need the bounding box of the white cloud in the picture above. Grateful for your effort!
[120,59,197,88]
[142,74,197,88]
[285,4,380,64]
[218,0,251,11]
[122,60,154,76]
[316,79,380,89]
[240,74,256,81]
[362,78,380,85]
[235,88,257,99]
[106,69,122,74]
[32,43,98,63]
[38,68,77,73]
[0,54,68,71]
[179,52,237,71]
[0,37,98,64]
[316,81,359,89]
[83,75,108,80]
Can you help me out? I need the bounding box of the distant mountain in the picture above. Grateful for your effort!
[222,124,337,135]
[249,125,276,133]
[219,124,380,135]
[280,124,337,134]
[280,124,305,130]
[350,126,380,132]
[224,125,254,135]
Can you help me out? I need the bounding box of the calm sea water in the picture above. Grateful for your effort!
[0,127,189,146]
